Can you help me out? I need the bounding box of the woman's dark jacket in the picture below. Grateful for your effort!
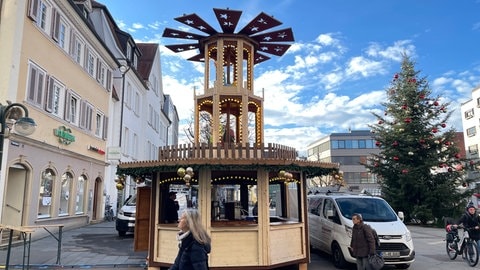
[350,222,376,258]
[169,233,211,270]
[457,211,480,240]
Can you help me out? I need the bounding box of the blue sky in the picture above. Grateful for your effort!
[99,0,480,155]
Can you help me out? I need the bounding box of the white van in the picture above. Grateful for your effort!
[115,194,136,236]
[307,192,415,269]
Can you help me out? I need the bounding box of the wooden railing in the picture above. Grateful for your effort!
[158,143,298,161]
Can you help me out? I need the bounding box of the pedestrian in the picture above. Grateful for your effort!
[350,213,376,270]
[169,208,211,270]
[165,191,179,223]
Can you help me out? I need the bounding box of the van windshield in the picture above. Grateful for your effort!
[336,197,398,222]
[125,195,136,206]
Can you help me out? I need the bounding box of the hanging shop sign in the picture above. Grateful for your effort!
[107,146,121,160]
[53,126,75,145]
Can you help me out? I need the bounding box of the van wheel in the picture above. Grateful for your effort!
[395,264,410,269]
[332,243,347,269]
[118,231,126,237]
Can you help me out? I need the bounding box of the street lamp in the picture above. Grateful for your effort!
[0,102,37,169]
[118,64,130,148]
[116,64,130,209]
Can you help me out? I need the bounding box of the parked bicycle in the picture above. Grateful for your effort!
[105,204,115,222]
[445,224,479,267]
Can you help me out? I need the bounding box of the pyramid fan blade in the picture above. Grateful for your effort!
[238,12,282,35]
[257,43,291,56]
[250,28,295,43]
[174,13,218,35]
[162,28,206,40]
[165,44,199,53]
[213,8,242,34]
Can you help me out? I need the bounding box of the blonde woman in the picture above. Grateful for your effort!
[169,208,211,270]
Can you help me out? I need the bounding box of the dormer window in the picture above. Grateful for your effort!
[126,43,132,61]
[133,54,138,69]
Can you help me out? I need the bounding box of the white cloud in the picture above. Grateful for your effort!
[348,91,386,108]
[132,23,144,29]
[148,21,162,30]
[366,40,416,61]
[316,34,335,46]
[346,56,385,77]
[320,71,343,90]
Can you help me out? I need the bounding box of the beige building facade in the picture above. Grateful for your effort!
[0,0,118,231]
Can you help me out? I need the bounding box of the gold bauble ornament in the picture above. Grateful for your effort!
[177,167,186,177]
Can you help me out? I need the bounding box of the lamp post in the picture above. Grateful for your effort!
[0,102,37,171]
[118,64,130,148]
[117,64,130,208]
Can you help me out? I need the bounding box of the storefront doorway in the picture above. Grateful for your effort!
[2,165,28,226]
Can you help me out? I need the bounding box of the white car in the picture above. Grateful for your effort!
[308,192,415,269]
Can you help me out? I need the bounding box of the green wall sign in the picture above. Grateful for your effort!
[53,126,75,145]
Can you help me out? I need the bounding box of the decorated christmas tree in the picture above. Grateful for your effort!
[366,55,471,224]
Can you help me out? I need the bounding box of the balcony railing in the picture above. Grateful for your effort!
[158,143,297,161]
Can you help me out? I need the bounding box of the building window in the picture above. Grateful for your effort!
[132,133,138,158]
[358,140,366,149]
[38,169,55,219]
[95,111,104,137]
[133,54,138,69]
[76,175,87,214]
[123,127,130,155]
[59,172,73,216]
[45,76,65,117]
[38,0,50,31]
[134,92,140,116]
[97,62,107,87]
[126,43,132,60]
[477,98,480,107]
[65,90,81,125]
[152,75,158,95]
[467,126,477,137]
[52,8,68,50]
[154,111,159,132]
[28,0,52,33]
[106,69,112,92]
[465,108,474,119]
[148,104,153,126]
[469,145,478,155]
[85,49,96,76]
[70,33,84,64]
[345,140,353,149]
[331,141,338,149]
[27,62,46,107]
[125,82,132,108]
[79,101,93,131]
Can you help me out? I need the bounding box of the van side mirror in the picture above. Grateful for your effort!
[326,209,334,217]
[398,211,405,222]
